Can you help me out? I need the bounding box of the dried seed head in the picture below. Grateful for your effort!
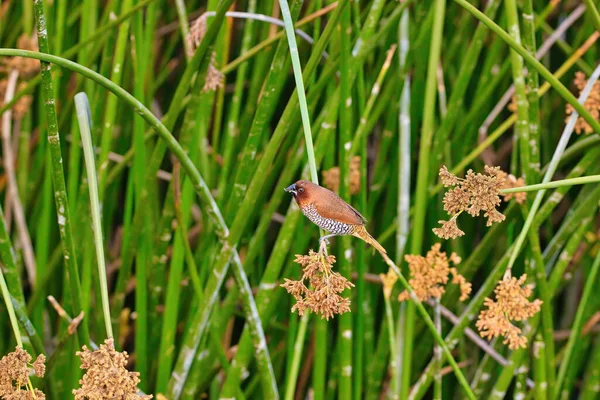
[5,34,40,77]
[281,250,354,320]
[566,71,600,135]
[187,14,208,58]
[379,268,398,300]
[0,347,46,399]
[73,338,152,399]
[500,174,527,204]
[323,156,362,195]
[203,52,224,93]
[434,165,510,239]
[398,243,470,302]
[476,274,542,349]
[432,218,465,240]
[186,14,224,93]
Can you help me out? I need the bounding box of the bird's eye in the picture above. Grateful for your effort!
[298,187,304,193]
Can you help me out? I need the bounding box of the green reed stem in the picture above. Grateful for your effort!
[454,0,600,133]
[0,45,275,400]
[501,175,600,193]
[75,92,113,339]
[381,254,475,400]
[406,0,446,395]
[504,0,531,182]
[33,0,91,346]
[503,64,600,273]
[555,250,600,399]
[0,267,22,347]
[583,0,600,32]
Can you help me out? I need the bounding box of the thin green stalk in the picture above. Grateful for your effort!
[582,0,600,32]
[394,7,410,399]
[75,92,113,339]
[526,219,556,396]
[555,250,600,399]
[454,0,600,133]
[521,0,540,182]
[533,333,548,400]
[432,299,442,400]
[277,0,325,396]
[501,174,600,193]
[337,4,353,399]
[581,336,600,399]
[224,0,303,219]
[284,313,310,400]
[502,63,600,273]
[504,0,531,182]
[406,0,446,395]
[0,266,22,347]
[380,254,475,400]
[384,295,398,399]
[33,0,91,346]
[0,46,276,400]
[97,0,133,196]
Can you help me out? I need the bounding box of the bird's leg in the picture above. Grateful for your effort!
[319,239,329,256]
[318,234,338,256]
[319,233,338,245]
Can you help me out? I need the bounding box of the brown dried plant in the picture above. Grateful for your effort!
[187,14,224,93]
[5,34,40,78]
[0,347,46,399]
[398,243,471,302]
[565,71,600,135]
[434,165,519,239]
[379,268,398,300]
[322,156,362,195]
[281,250,355,320]
[73,338,152,400]
[476,274,542,349]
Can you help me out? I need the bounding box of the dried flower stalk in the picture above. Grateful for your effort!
[74,338,152,399]
[0,347,46,399]
[434,165,518,239]
[565,71,600,135]
[281,250,354,320]
[187,13,224,92]
[4,34,40,78]
[398,243,471,302]
[322,156,362,195]
[476,274,542,349]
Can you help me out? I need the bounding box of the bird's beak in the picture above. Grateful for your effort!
[284,183,297,196]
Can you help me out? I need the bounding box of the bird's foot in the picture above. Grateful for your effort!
[318,238,329,256]
[318,236,331,245]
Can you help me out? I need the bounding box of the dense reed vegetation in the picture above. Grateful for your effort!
[1,0,600,399]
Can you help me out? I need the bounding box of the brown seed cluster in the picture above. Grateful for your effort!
[434,165,510,239]
[398,243,471,302]
[73,338,152,400]
[187,14,224,93]
[322,156,362,195]
[476,274,542,350]
[379,268,398,300]
[1,36,38,121]
[4,34,40,78]
[0,347,46,399]
[281,250,355,320]
[499,172,526,204]
[566,71,600,135]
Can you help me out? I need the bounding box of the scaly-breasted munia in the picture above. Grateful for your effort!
[285,180,387,254]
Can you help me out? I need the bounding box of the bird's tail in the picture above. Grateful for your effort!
[352,225,387,254]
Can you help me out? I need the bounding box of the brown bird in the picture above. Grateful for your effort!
[285,180,387,254]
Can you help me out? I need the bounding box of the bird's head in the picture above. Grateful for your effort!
[284,180,314,206]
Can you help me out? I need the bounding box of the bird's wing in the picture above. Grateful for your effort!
[314,195,367,225]
[346,203,368,223]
